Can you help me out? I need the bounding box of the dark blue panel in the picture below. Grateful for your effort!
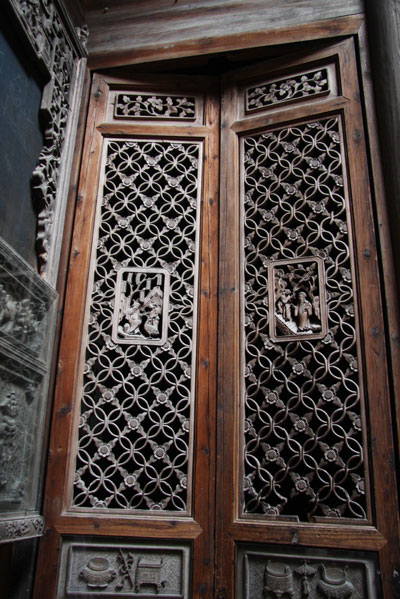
[0,16,44,268]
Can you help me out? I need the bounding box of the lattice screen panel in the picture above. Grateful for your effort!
[241,117,368,521]
[71,139,202,513]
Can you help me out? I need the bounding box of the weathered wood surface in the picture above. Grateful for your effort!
[216,37,400,599]
[365,1,400,291]
[85,0,365,68]
[364,1,400,536]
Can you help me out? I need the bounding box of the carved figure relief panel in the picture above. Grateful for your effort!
[57,539,190,598]
[236,545,380,599]
[112,268,170,345]
[241,117,368,521]
[268,257,328,341]
[71,139,202,513]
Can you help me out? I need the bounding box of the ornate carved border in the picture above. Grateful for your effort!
[6,0,88,282]
[0,515,45,544]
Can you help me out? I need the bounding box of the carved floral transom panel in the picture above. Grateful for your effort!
[246,68,330,113]
[241,117,368,520]
[114,93,196,120]
[72,139,202,513]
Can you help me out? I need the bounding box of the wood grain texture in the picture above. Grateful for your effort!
[216,37,400,599]
[35,71,220,599]
[85,0,364,68]
[365,0,400,299]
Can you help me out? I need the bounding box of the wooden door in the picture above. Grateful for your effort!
[216,38,400,599]
[35,38,399,599]
[35,72,220,598]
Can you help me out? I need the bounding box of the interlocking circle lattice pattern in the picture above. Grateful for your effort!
[72,139,202,512]
[241,118,367,520]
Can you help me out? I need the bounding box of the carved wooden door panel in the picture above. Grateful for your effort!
[216,38,400,599]
[36,39,399,599]
[35,73,219,598]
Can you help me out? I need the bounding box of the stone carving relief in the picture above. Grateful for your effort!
[8,0,87,275]
[57,540,190,598]
[115,93,196,120]
[238,547,379,599]
[0,240,52,357]
[0,237,56,523]
[72,139,201,512]
[113,268,169,345]
[241,118,367,520]
[246,68,329,112]
[0,515,44,543]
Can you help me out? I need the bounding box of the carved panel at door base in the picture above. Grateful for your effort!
[57,540,190,598]
[236,546,380,599]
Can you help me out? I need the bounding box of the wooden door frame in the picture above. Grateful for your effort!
[35,17,400,599]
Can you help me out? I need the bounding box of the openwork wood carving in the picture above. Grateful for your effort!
[115,93,196,120]
[72,139,202,512]
[246,68,329,112]
[0,237,56,537]
[57,540,190,598]
[8,0,86,275]
[241,118,367,520]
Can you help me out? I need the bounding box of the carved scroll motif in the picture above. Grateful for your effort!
[246,68,329,112]
[72,139,201,512]
[241,118,367,520]
[114,93,196,120]
[0,515,44,543]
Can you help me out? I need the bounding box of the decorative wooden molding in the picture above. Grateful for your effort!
[0,515,45,544]
[6,0,88,282]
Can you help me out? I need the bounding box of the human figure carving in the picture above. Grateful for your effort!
[295,291,313,331]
